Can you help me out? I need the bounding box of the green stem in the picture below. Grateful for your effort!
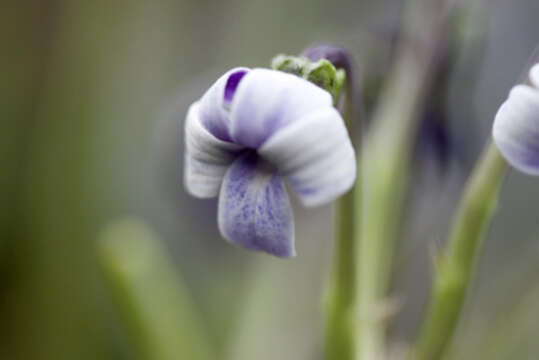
[409,141,508,360]
[355,2,460,357]
[356,46,428,360]
[356,23,440,359]
[324,77,358,360]
[325,186,357,360]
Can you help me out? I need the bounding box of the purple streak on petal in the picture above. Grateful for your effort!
[218,151,295,257]
[198,67,249,142]
[224,70,247,105]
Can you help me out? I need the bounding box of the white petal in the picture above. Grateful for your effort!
[198,67,249,142]
[529,63,539,88]
[259,107,356,207]
[229,68,333,148]
[493,84,539,175]
[184,103,242,197]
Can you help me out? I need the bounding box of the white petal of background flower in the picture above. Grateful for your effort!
[184,103,242,197]
[493,79,539,175]
[260,107,356,207]
[530,63,539,88]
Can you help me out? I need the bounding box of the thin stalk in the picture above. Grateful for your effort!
[356,43,430,360]
[408,142,508,360]
[324,74,359,360]
[355,1,456,358]
[325,187,357,360]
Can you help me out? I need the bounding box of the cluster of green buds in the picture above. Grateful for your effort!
[271,54,346,105]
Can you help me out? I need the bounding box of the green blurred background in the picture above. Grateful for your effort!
[3,0,539,359]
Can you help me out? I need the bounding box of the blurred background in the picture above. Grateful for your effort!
[2,0,539,359]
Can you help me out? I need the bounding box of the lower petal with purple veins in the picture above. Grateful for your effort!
[218,151,295,257]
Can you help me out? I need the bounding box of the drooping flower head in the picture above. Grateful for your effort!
[493,63,539,175]
[184,68,356,257]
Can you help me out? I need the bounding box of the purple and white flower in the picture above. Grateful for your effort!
[184,67,356,257]
[493,63,539,175]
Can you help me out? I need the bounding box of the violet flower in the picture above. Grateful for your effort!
[493,63,539,175]
[184,68,356,257]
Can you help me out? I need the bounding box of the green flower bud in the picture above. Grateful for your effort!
[271,55,308,77]
[271,54,346,104]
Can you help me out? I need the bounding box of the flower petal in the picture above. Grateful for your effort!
[218,151,295,257]
[530,63,539,88]
[229,68,333,148]
[184,103,242,197]
[198,67,249,142]
[259,107,356,206]
[493,84,539,175]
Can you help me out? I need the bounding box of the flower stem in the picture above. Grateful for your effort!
[324,70,359,360]
[356,44,430,360]
[408,141,508,360]
[355,1,459,358]
[325,186,357,360]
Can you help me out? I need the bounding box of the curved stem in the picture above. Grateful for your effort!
[408,141,508,360]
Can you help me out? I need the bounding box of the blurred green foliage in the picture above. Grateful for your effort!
[99,219,213,360]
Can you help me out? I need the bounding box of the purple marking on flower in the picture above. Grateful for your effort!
[218,152,295,257]
[230,69,332,148]
[184,67,357,257]
[224,70,247,106]
[198,67,249,142]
